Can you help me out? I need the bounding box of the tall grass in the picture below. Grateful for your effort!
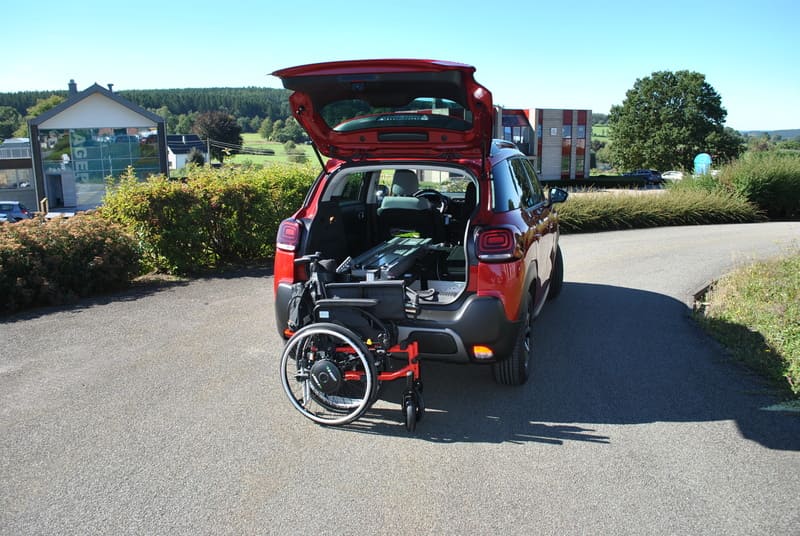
[669,150,800,219]
[557,189,761,234]
[720,151,800,219]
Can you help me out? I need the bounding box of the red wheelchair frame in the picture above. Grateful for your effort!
[279,254,425,431]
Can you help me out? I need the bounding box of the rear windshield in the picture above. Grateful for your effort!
[323,98,473,132]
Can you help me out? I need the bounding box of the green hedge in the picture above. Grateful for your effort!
[557,188,762,234]
[0,214,139,313]
[101,164,315,273]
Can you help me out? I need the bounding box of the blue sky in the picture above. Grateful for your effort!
[3,0,798,131]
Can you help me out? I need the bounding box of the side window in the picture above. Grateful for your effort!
[490,160,522,212]
[492,157,546,212]
[508,158,536,208]
[519,158,545,206]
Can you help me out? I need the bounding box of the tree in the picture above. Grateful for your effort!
[258,117,273,139]
[175,112,195,134]
[608,71,742,171]
[706,127,746,164]
[192,111,242,163]
[186,147,205,166]
[273,117,307,143]
[283,140,308,163]
[270,119,284,141]
[248,115,262,133]
[0,106,23,139]
[13,95,65,137]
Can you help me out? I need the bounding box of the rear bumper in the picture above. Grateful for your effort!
[402,294,521,363]
[275,282,521,363]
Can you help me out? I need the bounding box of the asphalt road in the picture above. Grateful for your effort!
[2,222,800,535]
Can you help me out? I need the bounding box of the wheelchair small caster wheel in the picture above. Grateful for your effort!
[402,389,424,432]
[404,399,417,432]
[414,389,424,423]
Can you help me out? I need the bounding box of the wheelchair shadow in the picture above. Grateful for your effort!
[337,282,800,450]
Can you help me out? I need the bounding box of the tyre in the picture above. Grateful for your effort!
[492,294,533,386]
[403,395,418,432]
[547,245,564,301]
[280,322,377,426]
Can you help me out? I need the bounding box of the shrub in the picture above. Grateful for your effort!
[669,151,800,219]
[101,164,315,273]
[0,214,139,313]
[557,188,762,234]
[718,151,800,219]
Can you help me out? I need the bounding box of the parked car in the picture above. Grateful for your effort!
[113,134,139,144]
[271,59,568,385]
[140,133,158,145]
[661,170,684,181]
[624,169,663,184]
[0,201,32,222]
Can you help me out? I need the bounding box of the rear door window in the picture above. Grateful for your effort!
[491,157,546,212]
[491,160,522,212]
[511,157,545,207]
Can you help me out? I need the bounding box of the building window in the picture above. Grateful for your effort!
[562,125,572,138]
[561,138,572,178]
[0,169,33,189]
[575,138,586,179]
[39,127,161,184]
[577,125,586,139]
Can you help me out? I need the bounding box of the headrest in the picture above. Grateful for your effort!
[391,170,419,196]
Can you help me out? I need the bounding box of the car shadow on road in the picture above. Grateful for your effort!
[343,282,800,450]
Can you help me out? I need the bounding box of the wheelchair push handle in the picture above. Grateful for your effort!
[294,252,323,266]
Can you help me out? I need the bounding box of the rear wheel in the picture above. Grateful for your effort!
[492,294,533,386]
[280,322,377,426]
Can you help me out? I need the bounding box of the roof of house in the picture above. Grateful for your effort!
[166,134,206,155]
[29,83,163,127]
[0,138,31,146]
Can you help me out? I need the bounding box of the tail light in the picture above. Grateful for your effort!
[476,227,517,261]
[276,219,302,251]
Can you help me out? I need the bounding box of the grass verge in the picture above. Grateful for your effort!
[694,251,800,398]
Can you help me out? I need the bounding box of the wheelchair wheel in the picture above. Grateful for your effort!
[280,322,378,426]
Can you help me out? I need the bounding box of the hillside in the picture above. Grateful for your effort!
[742,129,800,139]
[0,87,292,121]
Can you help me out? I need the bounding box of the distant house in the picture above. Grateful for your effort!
[28,80,168,209]
[166,135,207,170]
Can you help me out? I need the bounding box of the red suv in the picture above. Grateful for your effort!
[272,59,567,385]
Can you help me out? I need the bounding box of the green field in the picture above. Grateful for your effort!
[592,124,610,142]
[227,133,321,166]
